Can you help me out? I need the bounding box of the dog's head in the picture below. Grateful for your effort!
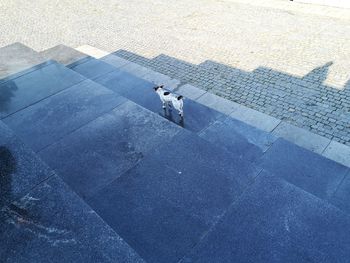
[153,85,164,91]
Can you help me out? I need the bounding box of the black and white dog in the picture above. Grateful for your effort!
[154,85,184,117]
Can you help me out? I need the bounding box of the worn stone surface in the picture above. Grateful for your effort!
[323,140,350,167]
[40,44,87,65]
[89,131,261,263]
[0,43,45,79]
[39,101,181,200]
[272,121,331,154]
[199,117,277,163]
[0,121,53,204]
[0,175,145,263]
[3,79,126,152]
[260,138,349,201]
[0,61,85,119]
[183,172,350,263]
[68,57,116,80]
[196,92,240,115]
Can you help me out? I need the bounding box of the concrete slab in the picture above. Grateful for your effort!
[0,121,53,204]
[0,43,45,79]
[260,138,349,201]
[0,62,85,119]
[89,131,260,262]
[0,175,144,263]
[272,121,331,154]
[230,105,281,132]
[39,101,181,200]
[40,44,87,65]
[75,45,109,58]
[183,172,350,263]
[199,117,277,163]
[175,84,206,100]
[4,80,126,152]
[323,140,350,168]
[197,92,241,115]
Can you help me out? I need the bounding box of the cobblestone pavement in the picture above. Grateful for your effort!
[0,0,349,144]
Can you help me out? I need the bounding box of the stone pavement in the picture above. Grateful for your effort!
[0,0,349,144]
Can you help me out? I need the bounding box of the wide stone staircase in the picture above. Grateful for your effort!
[1,42,350,262]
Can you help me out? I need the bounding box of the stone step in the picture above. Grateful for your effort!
[39,44,88,66]
[64,53,350,217]
[0,60,85,119]
[0,42,46,80]
[4,43,350,262]
[0,120,144,263]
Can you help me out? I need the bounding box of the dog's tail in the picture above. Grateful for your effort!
[177,95,183,100]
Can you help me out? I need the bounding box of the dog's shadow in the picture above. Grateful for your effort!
[160,108,184,128]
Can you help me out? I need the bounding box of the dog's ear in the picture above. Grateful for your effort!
[177,95,183,100]
[153,86,159,91]
[160,85,164,88]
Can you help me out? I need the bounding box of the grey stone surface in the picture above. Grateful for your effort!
[0,175,145,263]
[175,84,206,100]
[142,70,180,91]
[101,54,130,69]
[0,61,85,119]
[199,117,277,163]
[0,43,45,79]
[118,60,151,78]
[183,172,350,263]
[93,70,225,133]
[272,121,331,154]
[0,121,53,203]
[89,131,261,263]
[39,101,182,200]
[40,44,87,65]
[3,79,126,152]
[196,92,240,115]
[68,57,116,80]
[323,140,350,167]
[331,170,350,214]
[260,138,349,201]
[230,105,281,132]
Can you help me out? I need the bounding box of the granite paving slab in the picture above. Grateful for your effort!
[0,61,85,119]
[175,84,206,100]
[40,44,88,66]
[323,140,350,168]
[259,138,349,201]
[199,117,277,163]
[3,79,126,152]
[182,172,350,263]
[330,170,350,214]
[0,43,45,79]
[68,57,116,80]
[0,175,144,263]
[101,54,131,69]
[95,70,225,132]
[39,101,181,200]
[230,105,281,132]
[196,91,241,115]
[0,121,53,205]
[272,121,330,154]
[89,131,261,262]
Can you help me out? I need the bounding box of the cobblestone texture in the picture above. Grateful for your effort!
[0,0,349,144]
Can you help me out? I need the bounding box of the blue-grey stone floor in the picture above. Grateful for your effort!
[1,52,350,262]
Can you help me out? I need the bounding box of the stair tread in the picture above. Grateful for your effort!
[4,79,126,152]
[183,172,350,263]
[0,61,85,119]
[0,43,46,79]
[39,44,88,66]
